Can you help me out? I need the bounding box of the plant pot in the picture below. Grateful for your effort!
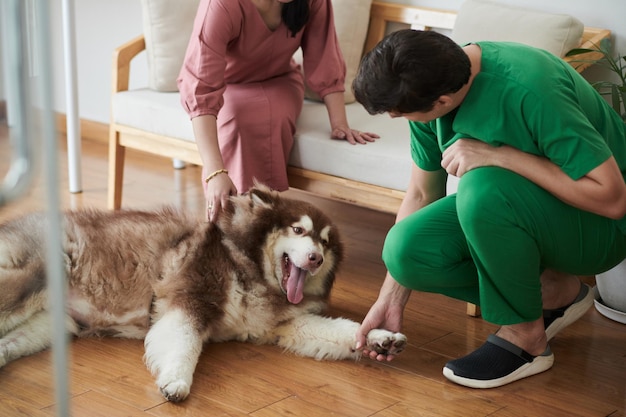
[595,260,626,323]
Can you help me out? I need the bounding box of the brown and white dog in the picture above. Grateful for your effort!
[0,184,406,402]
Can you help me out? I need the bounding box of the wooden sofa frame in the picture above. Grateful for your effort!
[108,1,610,214]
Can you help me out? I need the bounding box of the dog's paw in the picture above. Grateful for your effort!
[0,342,10,368]
[365,329,407,356]
[159,380,190,403]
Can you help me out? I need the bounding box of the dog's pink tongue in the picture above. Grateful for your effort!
[287,265,306,304]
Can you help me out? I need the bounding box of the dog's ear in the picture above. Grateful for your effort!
[248,181,275,209]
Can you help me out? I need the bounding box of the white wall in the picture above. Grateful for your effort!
[48,0,146,123]
[401,0,626,84]
[0,45,4,111]
[2,0,625,125]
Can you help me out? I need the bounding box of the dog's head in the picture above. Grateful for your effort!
[218,183,343,304]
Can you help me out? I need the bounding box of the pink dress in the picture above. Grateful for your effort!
[178,0,346,192]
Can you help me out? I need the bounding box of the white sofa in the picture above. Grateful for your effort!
[108,0,609,213]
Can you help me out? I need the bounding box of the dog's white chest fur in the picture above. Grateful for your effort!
[212,275,278,342]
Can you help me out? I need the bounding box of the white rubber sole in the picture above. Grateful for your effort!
[443,352,554,389]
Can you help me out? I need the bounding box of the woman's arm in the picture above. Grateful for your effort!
[442,139,626,219]
[192,115,237,221]
[192,115,223,173]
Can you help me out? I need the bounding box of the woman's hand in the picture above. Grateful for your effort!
[331,125,379,145]
[323,91,379,145]
[203,168,237,222]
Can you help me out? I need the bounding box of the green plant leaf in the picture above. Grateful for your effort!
[565,48,597,56]
[611,85,621,112]
[600,37,612,51]
[565,37,625,121]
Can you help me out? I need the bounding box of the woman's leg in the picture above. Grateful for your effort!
[218,72,304,192]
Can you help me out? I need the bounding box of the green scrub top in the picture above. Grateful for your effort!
[409,41,626,229]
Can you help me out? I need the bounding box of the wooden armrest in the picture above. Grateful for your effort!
[579,27,612,49]
[111,34,146,94]
[563,27,612,72]
[366,1,456,54]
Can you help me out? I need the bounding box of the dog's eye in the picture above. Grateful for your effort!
[292,226,303,235]
[321,238,329,246]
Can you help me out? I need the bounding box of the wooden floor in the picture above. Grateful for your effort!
[0,122,625,417]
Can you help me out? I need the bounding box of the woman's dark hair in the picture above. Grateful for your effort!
[282,0,310,37]
[353,29,471,114]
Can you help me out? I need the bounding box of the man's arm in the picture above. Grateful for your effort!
[442,139,626,219]
[396,164,448,221]
[355,164,447,360]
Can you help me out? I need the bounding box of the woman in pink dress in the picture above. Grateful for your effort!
[178,0,377,221]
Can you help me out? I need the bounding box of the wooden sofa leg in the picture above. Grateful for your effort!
[466,303,481,317]
[107,130,125,210]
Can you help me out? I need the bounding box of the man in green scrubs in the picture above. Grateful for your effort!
[352,29,626,388]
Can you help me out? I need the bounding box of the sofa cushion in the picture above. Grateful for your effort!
[113,89,195,140]
[112,89,412,191]
[328,0,372,103]
[291,100,411,190]
[451,0,584,58]
[140,0,200,92]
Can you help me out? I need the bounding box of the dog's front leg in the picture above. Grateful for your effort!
[144,309,204,402]
[272,314,406,361]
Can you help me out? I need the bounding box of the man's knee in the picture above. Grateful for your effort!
[456,167,527,232]
[382,223,441,290]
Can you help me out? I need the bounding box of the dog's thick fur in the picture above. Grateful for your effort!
[0,184,406,402]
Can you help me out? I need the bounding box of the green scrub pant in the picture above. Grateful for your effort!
[383,167,626,325]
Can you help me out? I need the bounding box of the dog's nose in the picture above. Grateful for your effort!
[308,252,323,268]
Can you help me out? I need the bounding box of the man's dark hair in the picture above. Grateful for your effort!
[353,29,471,114]
[283,0,310,37]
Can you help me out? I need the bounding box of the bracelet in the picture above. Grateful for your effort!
[204,169,229,184]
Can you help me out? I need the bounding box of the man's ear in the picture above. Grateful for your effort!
[435,95,455,109]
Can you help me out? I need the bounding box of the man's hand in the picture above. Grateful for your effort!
[356,273,411,362]
[441,138,501,177]
[356,298,405,362]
